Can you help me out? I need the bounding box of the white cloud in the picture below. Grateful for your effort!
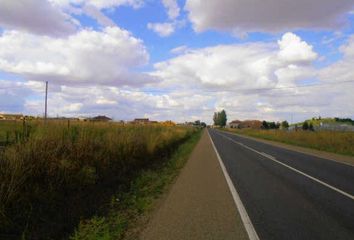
[0,27,153,86]
[82,4,116,27]
[150,32,354,122]
[0,0,146,36]
[153,33,318,90]
[49,0,144,10]
[185,0,354,33]
[0,0,77,36]
[162,0,180,20]
[170,45,190,55]
[147,22,175,37]
[147,1,182,37]
[3,29,354,123]
[278,32,318,64]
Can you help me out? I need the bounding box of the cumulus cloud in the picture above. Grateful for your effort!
[151,32,353,122]
[3,29,353,122]
[0,27,154,86]
[147,0,181,37]
[0,0,77,36]
[162,0,180,20]
[185,0,354,33]
[50,0,145,28]
[0,0,146,36]
[278,32,318,64]
[153,32,317,91]
[147,22,175,37]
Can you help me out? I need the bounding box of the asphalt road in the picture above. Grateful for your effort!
[208,129,354,240]
[141,130,248,240]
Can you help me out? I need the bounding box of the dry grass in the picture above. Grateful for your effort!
[224,128,354,156]
[0,121,196,239]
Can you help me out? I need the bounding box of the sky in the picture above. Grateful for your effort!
[0,0,354,124]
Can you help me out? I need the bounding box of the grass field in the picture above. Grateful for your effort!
[0,120,199,239]
[223,128,354,156]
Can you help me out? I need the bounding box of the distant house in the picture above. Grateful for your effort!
[0,113,24,121]
[229,120,242,128]
[90,115,112,122]
[228,120,262,129]
[132,118,150,124]
[240,120,262,129]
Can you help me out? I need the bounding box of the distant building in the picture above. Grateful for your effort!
[240,120,263,129]
[0,113,24,120]
[90,115,112,122]
[229,120,242,128]
[228,120,262,129]
[132,118,150,124]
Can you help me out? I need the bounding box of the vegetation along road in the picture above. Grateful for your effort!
[208,129,354,240]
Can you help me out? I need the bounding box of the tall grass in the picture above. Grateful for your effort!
[224,128,354,156]
[0,121,196,239]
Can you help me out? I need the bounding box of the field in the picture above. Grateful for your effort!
[223,128,354,156]
[0,120,199,239]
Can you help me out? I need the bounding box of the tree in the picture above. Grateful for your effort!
[281,120,289,129]
[213,112,219,126]
[213,110,227,127]
[219,110,227,127]
[269,122,276,129]
[194,120,201,126]
[201,122,207,128]
[302,121,309,130]
[309,123,314,131]
[262,121,269,129]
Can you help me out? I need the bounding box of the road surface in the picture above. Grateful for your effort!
[209,129,354,240]
[140,130,248,240]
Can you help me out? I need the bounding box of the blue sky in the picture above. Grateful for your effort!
[0,0,354,123]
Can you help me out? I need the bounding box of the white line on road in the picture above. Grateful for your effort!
[214,130,354,201]
[223,130,354,168]
[208,130,260,240]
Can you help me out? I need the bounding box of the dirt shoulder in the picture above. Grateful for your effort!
[140,130,248,240]
[223,130,354,167]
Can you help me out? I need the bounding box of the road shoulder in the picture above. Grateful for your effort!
[222,130,354,166]
[140,130,248,240]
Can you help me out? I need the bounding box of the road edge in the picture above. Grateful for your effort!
[221,129,354,167]
[207,130,260,240]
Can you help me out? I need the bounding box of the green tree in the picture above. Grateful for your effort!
[281,121,289,129]
[302,121,309,130]
[262,121,269,129]
[213,110,227,127]
[219,110,227,127]
[309,123,314,131]
[213,112,219,126]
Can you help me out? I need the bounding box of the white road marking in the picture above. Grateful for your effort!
[208,130,260,240]
[223,130,354,168]
[214,130,354,201]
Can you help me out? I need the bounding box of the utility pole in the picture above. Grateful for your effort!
[45,81,48,122]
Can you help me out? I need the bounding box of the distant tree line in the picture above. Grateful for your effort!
[262,121,289,129]
[334,118,354,125]
[213,110,227,127]
[193,120,207,128]
[302,121,314,131]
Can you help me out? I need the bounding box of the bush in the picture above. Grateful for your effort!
[0,122,195,239]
